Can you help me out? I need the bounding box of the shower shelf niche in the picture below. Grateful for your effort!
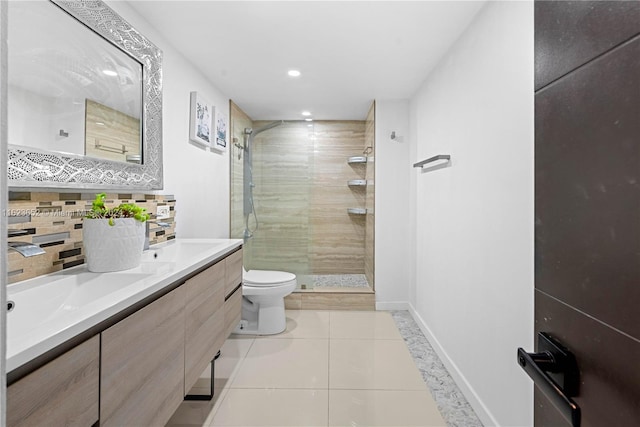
[348,179,367,187]
[347,208,367,215]
[347,156,367,164]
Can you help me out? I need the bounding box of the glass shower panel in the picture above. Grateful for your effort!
[244,121,314,283]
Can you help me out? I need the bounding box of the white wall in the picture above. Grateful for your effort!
[1,1,8,422]
[8,86,54,150]
[409,2,534,426]
[107,1,231,238]
[374,99,412,309]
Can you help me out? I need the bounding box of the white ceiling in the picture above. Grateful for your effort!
[128,1,485,121]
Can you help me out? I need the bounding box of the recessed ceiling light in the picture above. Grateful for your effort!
[287,70,301,77]
[305,118,313,122]
[302,111,312,116]
[102,69,118,77]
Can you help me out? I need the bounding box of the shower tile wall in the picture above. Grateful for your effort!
[310,121,366,274]
[364,103,375,288]
[247,120,367,278]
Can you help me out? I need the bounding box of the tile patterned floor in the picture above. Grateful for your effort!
[167,310,448,427]
[391,311,484,427]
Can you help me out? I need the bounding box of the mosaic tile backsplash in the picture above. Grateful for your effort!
[6,192,176,283]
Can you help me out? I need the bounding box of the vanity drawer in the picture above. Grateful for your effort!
[100,286,185,427]
[184,260,226,393]
[224,284,242,338]
[225,248,243,297]
[7,335,99,427]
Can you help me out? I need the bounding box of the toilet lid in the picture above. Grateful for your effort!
[243,269,297,287]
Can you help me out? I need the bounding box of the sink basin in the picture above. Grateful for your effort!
[7,271,152,337]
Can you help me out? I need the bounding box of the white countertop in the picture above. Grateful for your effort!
[6,238,242,373]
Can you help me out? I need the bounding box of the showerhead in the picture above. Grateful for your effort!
[242,121,286,140]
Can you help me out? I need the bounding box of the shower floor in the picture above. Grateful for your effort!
[298,274,370,289]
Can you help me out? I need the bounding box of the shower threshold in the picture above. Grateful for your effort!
[295,274,373,293]
[286,275,375,310]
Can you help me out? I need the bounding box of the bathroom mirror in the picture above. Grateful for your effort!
[7,0,163,190]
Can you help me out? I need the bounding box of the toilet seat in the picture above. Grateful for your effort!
[242,280,297,297]
[243,269,296,287]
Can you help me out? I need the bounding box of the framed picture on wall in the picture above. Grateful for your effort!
[189,91,213,147]
[214,108,228,152]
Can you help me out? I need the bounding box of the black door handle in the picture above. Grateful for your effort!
[517,332,581,427]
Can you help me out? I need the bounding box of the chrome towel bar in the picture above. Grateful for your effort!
[413,154,451,169]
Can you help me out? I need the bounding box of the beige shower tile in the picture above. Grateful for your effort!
[210,389,328,426]
[230,338,328,389]
[329,339,426,391]
[301,293,374,311]
[284,293,302,310]
[330,311,402,340]
[309,255,365,275]
[329,389,445,427]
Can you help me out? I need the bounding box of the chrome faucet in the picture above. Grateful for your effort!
[8,242,46,257]
[144,220,171,250]
[8,229,46,257]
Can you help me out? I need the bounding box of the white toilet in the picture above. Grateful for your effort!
[234,269,297,335]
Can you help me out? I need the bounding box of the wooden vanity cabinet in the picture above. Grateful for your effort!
[7,335,100,427]
[224,248,243,336]
[100,286,186,427]
[7,245,242,427]
[184,260,226,393]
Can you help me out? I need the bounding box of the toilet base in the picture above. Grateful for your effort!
[233,294,288,335]
[234,319,262,335]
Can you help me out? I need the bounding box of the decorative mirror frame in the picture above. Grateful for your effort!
[8,0,163,191]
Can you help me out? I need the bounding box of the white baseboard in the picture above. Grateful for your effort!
[375,301,411,311]
[407,304,500,427]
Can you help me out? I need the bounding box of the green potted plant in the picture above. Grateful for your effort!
[83,193,150,272]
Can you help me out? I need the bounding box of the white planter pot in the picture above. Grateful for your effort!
[83,218,145,272]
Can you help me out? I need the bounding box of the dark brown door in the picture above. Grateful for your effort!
[532,1,640,426]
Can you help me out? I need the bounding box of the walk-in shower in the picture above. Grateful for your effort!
[230,104,375,291]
